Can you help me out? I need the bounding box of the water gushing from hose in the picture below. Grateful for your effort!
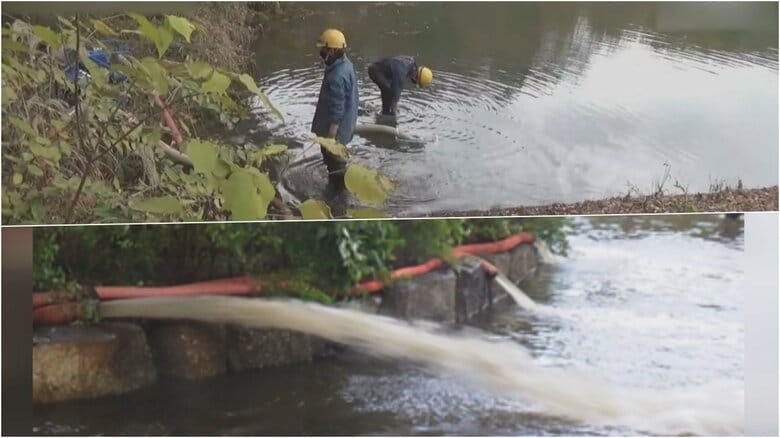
[100,296,743,435]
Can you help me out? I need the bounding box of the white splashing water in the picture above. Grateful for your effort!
[100,296,743,435]
[494,273,538,312]
[534,239,560,265]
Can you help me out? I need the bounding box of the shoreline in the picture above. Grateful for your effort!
[424,186,778,217]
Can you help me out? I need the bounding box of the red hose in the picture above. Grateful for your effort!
[480,260,498,277]
[33,276,260,310]
[154,92,184,150]
[452,232,535,257]
[33,290,90,309]
[33,302,85,326]
[350,233,534,295]
[33,292,57,309]
[32,234,536,325]
[355,258,445,294]
[95,275,260,300]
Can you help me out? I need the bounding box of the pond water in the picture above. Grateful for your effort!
[32,214,744,435]
[245,2,777,215]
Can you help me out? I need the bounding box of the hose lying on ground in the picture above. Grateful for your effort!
[32,233,536,325]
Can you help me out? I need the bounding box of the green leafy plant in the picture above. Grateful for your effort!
[2,15,284,224]
[3,14,396,223]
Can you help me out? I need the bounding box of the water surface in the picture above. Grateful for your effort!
[247,3,778,214]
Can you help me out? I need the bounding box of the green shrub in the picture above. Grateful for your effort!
[2,14,391,224]
[393,219,466,265]
[32,218,573,296]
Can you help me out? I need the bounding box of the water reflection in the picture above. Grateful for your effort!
[250,2,777,214]
[579,213,744,247]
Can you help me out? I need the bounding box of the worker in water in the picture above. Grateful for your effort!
[367,56,433,120]
[311,29,359,181]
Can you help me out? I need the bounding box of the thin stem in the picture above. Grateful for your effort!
[65,13,89,223]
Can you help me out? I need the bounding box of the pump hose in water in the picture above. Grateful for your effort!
[354,123,433,144]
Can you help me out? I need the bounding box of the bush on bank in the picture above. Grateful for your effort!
[2,7,390,224]
[33,218,571,296]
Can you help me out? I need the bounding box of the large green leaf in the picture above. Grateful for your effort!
[155,25,174,58]
[237,73,261,94]
[251,144,288,165]
[10,117,37,136]
[91,19,118,36]
[187,140,218,174]
[213,158,232,178]
[165,15,195,42]
[30,199,46,222]
[245,167,275,202]
[221,169,271,220]
[140,57,169,95]
[32,25,59,48]
[2,38,28,52]
[128,13,157,42]
[258,92,284,122]
[128,13,172,58]
[261,144,288,156]
[27,165,44,177]
[344,164,395,205]
[185,61,213,79]
[142,127,162,151]
[299,199,332,220]
[315,137,349,160]
[30,142,61,163]
[237,73,284,121]
[201,71,231,95]
[131,195,184,214]
[57,16,76,30]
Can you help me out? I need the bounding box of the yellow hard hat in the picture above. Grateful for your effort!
[417,66,433,87]
[316,29,347,49]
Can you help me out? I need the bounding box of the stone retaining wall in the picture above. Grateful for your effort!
[381,242,539,321]
[33,323,156,403]
[32,242,540,404]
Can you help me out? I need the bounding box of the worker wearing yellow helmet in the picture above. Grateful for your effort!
[311,29,359,181]
[368,56,433,119]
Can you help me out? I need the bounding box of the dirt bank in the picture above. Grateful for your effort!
[427,186,778,217]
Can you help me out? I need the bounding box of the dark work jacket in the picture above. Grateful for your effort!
[373,56,418,107]
[311,55,359,145]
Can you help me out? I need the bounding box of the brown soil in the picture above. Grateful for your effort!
[426,186,778,217]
